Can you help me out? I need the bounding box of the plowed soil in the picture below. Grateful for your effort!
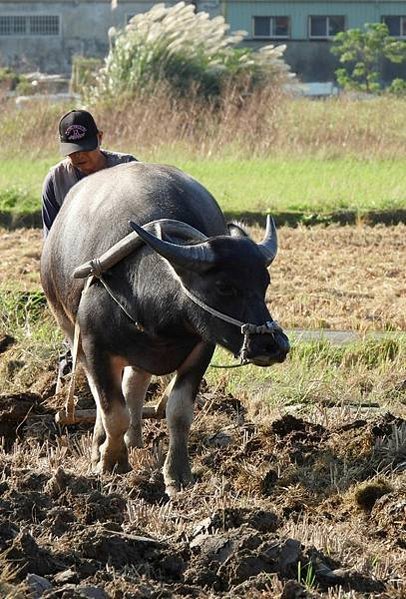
[0,378,404,598]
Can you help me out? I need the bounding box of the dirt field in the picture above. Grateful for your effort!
[0,224,405,598]
[1,224,405,331]
[0,377,405,598]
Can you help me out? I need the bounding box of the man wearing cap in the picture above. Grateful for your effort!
[42,109,137,386]
[42,109,137,236]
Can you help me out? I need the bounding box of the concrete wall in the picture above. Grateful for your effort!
[243,39,339,81]
[0,1,222,74]
[225,1,406,38]
[244,37,406,83]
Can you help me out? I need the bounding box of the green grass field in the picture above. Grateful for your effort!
[1,155,405,216]
[2,96,406,217]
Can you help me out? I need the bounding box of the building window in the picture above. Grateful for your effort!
[0,16,27,35]
[0,15,60,36]
[29,15,59,36]
[253,16,290,39]
[309,16,345,39]
[382,16,406,37]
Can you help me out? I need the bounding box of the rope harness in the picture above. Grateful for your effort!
[88,259,144,330]
[86,257,282,367]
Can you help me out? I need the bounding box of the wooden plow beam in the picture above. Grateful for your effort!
[55,377,174,427]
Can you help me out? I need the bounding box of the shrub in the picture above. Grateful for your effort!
[70,55,103,94]
[15,76,35,96]
[0,67,19,92]
[387,77,406,95]
[88,1,292,102]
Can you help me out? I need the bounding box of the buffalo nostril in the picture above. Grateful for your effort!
[273,333,290,354]
[266,340,289,356]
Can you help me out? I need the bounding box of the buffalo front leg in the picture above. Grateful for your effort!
[122,366,151,449]
[164,342,214,497]
[85,356,131,474]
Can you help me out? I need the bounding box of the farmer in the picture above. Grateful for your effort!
[41,109,137,386]
[41,109,137,236]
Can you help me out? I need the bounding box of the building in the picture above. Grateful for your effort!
[226,0,406,81]
[1,1,406,81]
[0,1,160,74]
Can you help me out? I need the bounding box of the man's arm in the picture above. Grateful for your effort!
[41,172,59,237]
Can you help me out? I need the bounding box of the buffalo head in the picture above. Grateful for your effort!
[130,217,290,367]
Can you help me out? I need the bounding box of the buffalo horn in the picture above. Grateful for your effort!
[258,215,278,266]
[129,221,217,272]
[73,219,208,278]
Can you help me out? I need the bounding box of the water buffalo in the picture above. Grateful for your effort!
[41,162,289,495]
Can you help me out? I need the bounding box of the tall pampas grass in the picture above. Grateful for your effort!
[89,2,293,101]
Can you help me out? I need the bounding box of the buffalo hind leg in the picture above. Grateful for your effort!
[122,366,151,449]
[164,342,214,497]
[85,356,131,474]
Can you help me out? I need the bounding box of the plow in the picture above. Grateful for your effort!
[54,377,174,426]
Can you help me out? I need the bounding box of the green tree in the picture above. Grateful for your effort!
[331,23,406,92]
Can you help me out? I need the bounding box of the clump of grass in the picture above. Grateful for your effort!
[354,478,393,512]
[375,423,406,470]
[0,188,37,213]
[293,337,403,369]
[0,289,47,338]
[297,560,316,591]
[0,288,61,395]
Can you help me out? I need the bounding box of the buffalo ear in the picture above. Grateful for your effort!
[227,222,249,239]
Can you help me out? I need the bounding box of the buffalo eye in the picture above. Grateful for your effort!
[215,281,238,297]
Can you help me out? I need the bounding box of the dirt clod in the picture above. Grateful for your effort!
[0,334,15,354]
[0,392,40,447]
[3,531,64,580]
[354,479,393,512]
[370,489,406,547]
[280,579,313,599]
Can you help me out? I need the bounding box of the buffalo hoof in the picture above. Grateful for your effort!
[163,463,193,497]
[164,477,193,498]
[94,457,132,475]
[124,425,143,449]
[93,444,131,475]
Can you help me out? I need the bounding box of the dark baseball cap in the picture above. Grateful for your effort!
[59,109,99,156]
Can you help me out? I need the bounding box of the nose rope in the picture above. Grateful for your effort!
[239,322,282,365]
[178,280,282,364]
